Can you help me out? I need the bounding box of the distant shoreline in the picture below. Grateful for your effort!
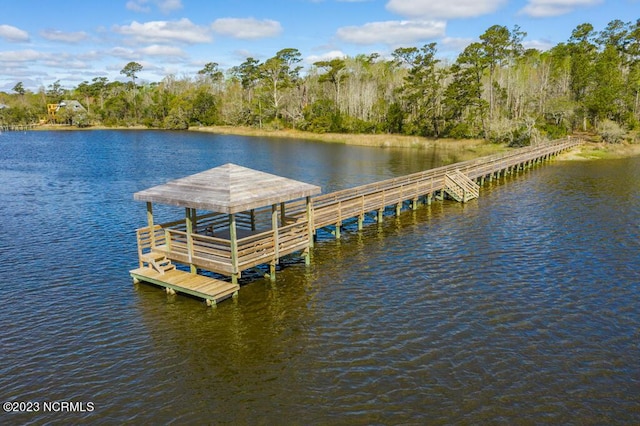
[31,124,640,159]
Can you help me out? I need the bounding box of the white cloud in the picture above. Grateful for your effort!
[139,44,187,57]
[337,20,445,45]
[0,49,43,62]
[113,18,211,44]
[43,58,89,70]
[233,49,254,59]
[211,18,282,39]
[107,45,187,62]
[157,0,183,13]
[523,39,554,51]
[519,0,602,17]
[109,47,139,59]
[440,36,475,51]
[126,0,150,12]
[126,0,183,14]
[0,24,30,42]
[40,29,88,43]
[77,51,103,61]
[386,0,507,19]
[306,50,347,64]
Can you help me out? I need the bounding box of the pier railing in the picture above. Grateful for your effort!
[135,219,310,276]
[290,137,580,232]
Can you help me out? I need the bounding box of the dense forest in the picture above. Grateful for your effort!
[1,20,639,145]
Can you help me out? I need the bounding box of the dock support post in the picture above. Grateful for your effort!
[306,196,314,248]
[230,213,239,285]
[146,202,155,247]
[190,208,198,273]
[271,204,279,279]
[280,202,286,226]
[269,262,276,281]
[427,194,432,205]
[396,202,402,216]
[357,214,364,230]
[186,208,196,274]
[412,197,418,210]
[377,208,384,223]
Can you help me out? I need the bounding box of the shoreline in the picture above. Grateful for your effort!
[34,123,505,154]
[556,141,640,161]
[32,124,640,160]
[189,125,485,148]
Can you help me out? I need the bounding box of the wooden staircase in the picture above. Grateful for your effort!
[444,170,479,203]
[141,251,176,275]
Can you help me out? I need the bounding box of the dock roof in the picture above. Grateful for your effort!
[134,163,321,214]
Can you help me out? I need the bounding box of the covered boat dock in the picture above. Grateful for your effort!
[130,163,321,305]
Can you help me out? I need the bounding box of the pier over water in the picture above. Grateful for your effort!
[0,123,37,132]
[130,137,581,305]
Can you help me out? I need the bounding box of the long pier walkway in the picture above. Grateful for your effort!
[131,137,581,305]
[288,137,580,239]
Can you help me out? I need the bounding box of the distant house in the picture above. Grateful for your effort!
[56,100,87,114]
[47,100,87,124]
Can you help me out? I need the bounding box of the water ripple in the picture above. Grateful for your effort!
[0,132,638,424]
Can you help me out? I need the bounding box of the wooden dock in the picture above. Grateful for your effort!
[130,266,239,306]
[131,137,581,306]
[0,123,37,131]
[286,137,580,238]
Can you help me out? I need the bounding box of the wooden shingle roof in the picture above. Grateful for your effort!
[134,163,321,214]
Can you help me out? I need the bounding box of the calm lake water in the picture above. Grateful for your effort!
[1,130,638,425]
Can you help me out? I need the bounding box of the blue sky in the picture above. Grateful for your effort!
[0,0,637,91]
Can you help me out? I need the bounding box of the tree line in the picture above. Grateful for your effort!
[1,20,639,145]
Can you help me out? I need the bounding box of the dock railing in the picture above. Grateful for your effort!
[135,218,310,276]
[287,137,580,232]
